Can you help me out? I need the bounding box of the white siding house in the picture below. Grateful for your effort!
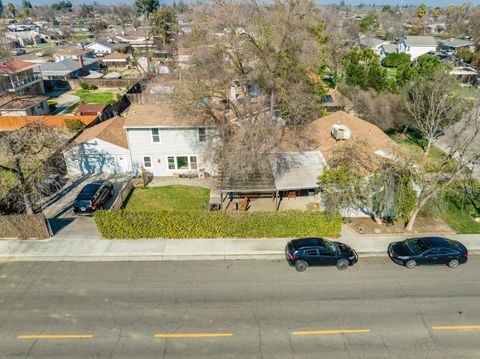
[123,103,213,177]
[397,36,437,60]
[64,117,132,176]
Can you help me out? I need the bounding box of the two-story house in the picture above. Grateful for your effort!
[0,60,45,96]
[397,36,437,60]
[64,102,215,177]
[124,103,213,176]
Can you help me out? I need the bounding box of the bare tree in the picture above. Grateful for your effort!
[0,123,67,215]
[405,71,467,156]
[112,5,135,35]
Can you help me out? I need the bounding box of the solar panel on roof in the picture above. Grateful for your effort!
[324,94,334,103]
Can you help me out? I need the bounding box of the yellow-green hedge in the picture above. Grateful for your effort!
[93,210,342,239]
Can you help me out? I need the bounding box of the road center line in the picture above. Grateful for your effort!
[18,334,93,339]
[291,329,371,336]
[154,333,233,338]
[432,326,480,331]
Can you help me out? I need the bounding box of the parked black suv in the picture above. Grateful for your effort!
[285,237,358,272]
[73,180,114,215]
[388,237,468,269]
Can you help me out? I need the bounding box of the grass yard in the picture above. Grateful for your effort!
[452,85,480,100]
[389,132,450,166]
[75,89,117,104]
[424,183,480,234]
[124,185,211,211]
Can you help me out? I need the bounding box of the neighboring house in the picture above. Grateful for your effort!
[65,116,131,176]
[75,103,109,116]
[101,53,132,68]
[176,48,193,69]
[439,38,475,54]
[85,40,129,56]
[113,33,153,49]
[54,46,95,62]
[358,34,388,56]
[397,36,437,60]
[5,30,42,47]
[322,89,353,112]
[0,38,18,49]
[0,95,49,116]
[378,43,399,58]
[450,65,478,86]
[123,102,213,177]
[0,60,45,96]
[35,58,100,80]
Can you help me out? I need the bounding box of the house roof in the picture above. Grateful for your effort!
[441,38,474,48]
[381,43,398,53]
[0,95,49,110]
[303,111,398,162]
[102,52,131,60]
[123,103,205,128]
[177,47,192,56]
[74,116,128,149]
[36,58,99,76]
[359,36,386,48]
[270,151,327,191]
[0,60,35,75]
[405,36,437,47]
[0,115,96,131]
[75,103,109,114]
[56,46,90,56]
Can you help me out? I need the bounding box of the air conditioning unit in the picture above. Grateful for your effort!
[331,124,352,141]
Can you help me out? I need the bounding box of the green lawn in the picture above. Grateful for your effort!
[389,132,449,165]
[75,90,117,104]
[124,185,211,211]
[424,183,480,234]
[452,85,480,99]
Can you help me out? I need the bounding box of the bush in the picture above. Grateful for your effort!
[48,100,57,112]
[80,82,90,90]
[64,118,85,132]
[93,210,342,239]
[89,84,98,90]
[382,52,411,68]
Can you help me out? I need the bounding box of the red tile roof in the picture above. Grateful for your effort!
[0,115,97,131]
[0,60,35,74]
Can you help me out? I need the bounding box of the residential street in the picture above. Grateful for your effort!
[1,258,480,358]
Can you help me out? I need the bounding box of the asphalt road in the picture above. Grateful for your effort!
[1,257,480,358]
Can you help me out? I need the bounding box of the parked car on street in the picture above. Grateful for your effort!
[285,237,358,272]
[73,180,114,215]
[11,48,26,56]
[388,237,468,269]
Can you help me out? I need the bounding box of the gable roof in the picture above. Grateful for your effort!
[75,103,109,115]
[441,38,474,48]
[404,36,437,47]
[74,116,128,149]
[102,52,131,60]
[36,58,99,76]
[0,60,35,75]
[359,36,387,48]
[381,43,398,53]
[123,103,205,128]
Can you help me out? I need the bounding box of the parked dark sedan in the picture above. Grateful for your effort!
[285,237,358,272]
[73,180,114,216]
[388,237,468,269]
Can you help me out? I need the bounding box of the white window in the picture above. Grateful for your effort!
[143,156,152,168]
[151,128,160,143]
[166,155,198,170]
[198,128,206,142]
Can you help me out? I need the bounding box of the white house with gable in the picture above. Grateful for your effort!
[123,103,215,177]
[397,36,437,60]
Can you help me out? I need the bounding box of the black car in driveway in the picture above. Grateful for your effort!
[285,237,358,272]
[73,180,114,216]
[388,237,468,269]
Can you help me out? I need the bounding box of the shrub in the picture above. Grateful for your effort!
[93,210,342,239]
[64,118,85,132]
[382,52,411,68]
[89,84,98,90]
[80,82,90,90]
[48,100,57,112]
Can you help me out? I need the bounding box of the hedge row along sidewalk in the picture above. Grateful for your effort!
[93,210,342,239]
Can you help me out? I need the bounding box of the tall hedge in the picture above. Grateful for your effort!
[93,210,342,239]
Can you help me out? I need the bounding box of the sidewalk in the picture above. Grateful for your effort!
[1,226,479,262]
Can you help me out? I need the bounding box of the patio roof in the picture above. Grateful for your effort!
[270,151,327,191]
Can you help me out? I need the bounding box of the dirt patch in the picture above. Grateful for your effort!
[345,216,455,235]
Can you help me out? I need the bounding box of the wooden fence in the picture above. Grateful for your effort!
[111,178,133,210]
[67,78,141,90]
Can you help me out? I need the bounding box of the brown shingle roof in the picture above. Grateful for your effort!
[74,116,128,149]
[323,89,353,108]
[304,111,398,161]
[123,103,205,127]
[102,53,131,60]
[0,60,35,74]
[75,103,109,115]
[0,95,49,110]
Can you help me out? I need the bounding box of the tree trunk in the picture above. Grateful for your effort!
[23,192,34,215]
[424,137,433,156]
[405,207,421,232]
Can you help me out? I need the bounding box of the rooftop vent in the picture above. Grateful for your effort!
[331,123,352,141]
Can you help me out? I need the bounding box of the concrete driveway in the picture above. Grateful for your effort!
[43,174,129,239]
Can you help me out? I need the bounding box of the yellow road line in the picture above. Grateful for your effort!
[18,334,93,339]
[432,326,480,331]
[291,329,371,336]
[154,333,233,338]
